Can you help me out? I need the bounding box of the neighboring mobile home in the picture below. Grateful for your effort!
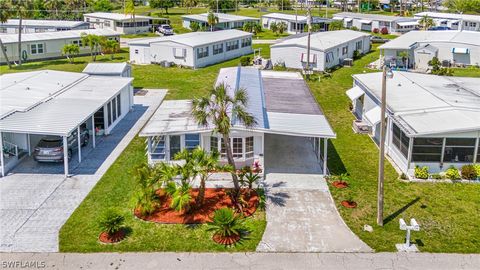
[182,13,259,31]
[0,70,134,177]
[0,29,120,64]
[347,71,480,175]
[261,13,331,34]
[333,12,419,34]
[414,12,480,31]
[83,12,153,34]
[0,19,89,34]
[270,30,371,71]
[83,62,132,77]
[378,30,480,69]
[140,67,336,174]
[128,30,253,68]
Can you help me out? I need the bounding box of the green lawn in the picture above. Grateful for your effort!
[59,136,266,252]
[308,46,480,253]
[451,66,480,77]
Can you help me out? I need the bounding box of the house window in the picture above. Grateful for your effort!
[213,43,223,55]
[86,18,90,22]
[226,40,239,51]
[0,27,6,33]
[443,138,476,163]
[104,20,111,27]
[210,137,218,152]
[72,40,83,47]
[116,21,122,27]
[116,94,121,117]
[392,123,409,159]
[325,52,334,63]
[342,46,348,55]
[245,137,254,158]
[412,138,443,162]
[220,138,227,158]
[112,97,117,122]
[241,37,251,48]
[151,136,166,160]
[107,102,112,126]
[477,141,480,162]
[197,46,209,59]
[185,133,200,151]
[232,138,243,159]
[135,49,139,54]
[356,40,362,50]
[30,43,44,55]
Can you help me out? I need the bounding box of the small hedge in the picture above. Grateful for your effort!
[445,166,461,180]
[461,164,478,180]
[414,166,429,179]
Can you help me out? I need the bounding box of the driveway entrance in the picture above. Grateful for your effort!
[258,134,372,252]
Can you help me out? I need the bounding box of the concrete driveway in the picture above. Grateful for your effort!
[0,91,165,252]
[257,134,372,252]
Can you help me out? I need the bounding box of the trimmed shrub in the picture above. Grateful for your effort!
[380,27,389,35]
[190,21,200,32]
[414,166,429,179]
[445,166,461,180]
[240,56,251,66]
[474,164,480,179]
[461,164,477,180]
[350,26,359,31]
[372,28,379,33]
[98,208,125,236]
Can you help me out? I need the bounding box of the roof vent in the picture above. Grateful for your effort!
[398,83,402,87]
[26,87,30,90]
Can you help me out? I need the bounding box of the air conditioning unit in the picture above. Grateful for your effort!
[352,120,371,134]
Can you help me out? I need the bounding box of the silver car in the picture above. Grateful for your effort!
[33,127,89,162]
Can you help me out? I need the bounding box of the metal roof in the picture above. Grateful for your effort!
[0,19,89,28]
[262,13,330,23]
[271,30,370,51]
[83,12,152,21]
[353,71,480,136]
[0,28,119,44]
[414,12,480,23]
[182,13,258,23]
[346,86,365,100]
[82,62,130,76]
[334,12,419,23]
[140,67,335,138]
[378,30,480,50]
[128,29,252,47]
[0,70,132,136]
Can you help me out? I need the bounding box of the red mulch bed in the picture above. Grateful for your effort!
[332,181,349,188]
[341,200,358,208]
[98,230,126,244]
[212,233,241,245]
[135,188,259,224]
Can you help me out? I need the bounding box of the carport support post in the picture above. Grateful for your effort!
[63,136,69,178]
[323,138,328,176]
[91,116,96,148]
[0,132,4,177]
[77,126,82,163]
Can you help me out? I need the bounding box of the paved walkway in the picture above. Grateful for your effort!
[257,134,372,252]
[0,91,166,252]
[1,252,478,270]
[252,39,278,44]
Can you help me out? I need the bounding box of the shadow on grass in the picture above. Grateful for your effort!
[326,140,348,176]
[383,197,421,225]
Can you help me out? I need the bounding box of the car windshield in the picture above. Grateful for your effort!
[162,25,171,29]
[37,137,62,148]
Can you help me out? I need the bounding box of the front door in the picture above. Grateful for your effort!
[169,135,181,159]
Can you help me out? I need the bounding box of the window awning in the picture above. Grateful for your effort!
[344,18,353,22]
[301,53,317,63]
[452,47,469,54]
[359,19,372,24]
[364,106,382,126]
[448,20,459,24]
[332,16,343,20]
[346,86,365,101]
[397,21,419,26]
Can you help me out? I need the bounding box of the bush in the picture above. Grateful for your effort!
[430,173,443,180]
[380,27,389,35]
[461,164,478,180]
[207,208,247,240]
[240,56,251,66]
[98,208,125,236]
[353,50,361,60]
[350,26,359,31]
[445,166,461,180]
[273,61,287,71]
[475,164,480,178]
[372,28,379,33]
[190,21,200,32]
[414,166,429,179]
[400,173,408,180]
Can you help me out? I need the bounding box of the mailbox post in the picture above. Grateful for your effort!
[396,218,420,252]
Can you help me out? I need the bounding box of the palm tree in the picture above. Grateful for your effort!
[252,23,262,35]
[270,21,278,35]
[191,83,257,192]
[165,181,192,212]
[125,0,136,34]
[207,11,219,32]
[61,44,80,63]
[0,0,12,68]
[243,21,253,33]
[81,33,102,61]
[101,39,119,60]
[207,207,247,245]
[419,14,434,30]
[277,22,287,35]
[10,0,34,66]
[133,163,161,216]
[184,0,197,14]
[45,0,64,18]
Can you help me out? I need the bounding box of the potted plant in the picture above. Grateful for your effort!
[98,208,127,244]
[207,208,247,246]
[341,196,357,208]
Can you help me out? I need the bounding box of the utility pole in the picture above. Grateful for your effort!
[306,3,312,80]
[216,0,219,13]
[295,0,298,34]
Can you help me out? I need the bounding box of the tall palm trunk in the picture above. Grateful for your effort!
[222,134,240,191]
[0,38,12,68]
[195,176,206,206]
[17,17,22,65]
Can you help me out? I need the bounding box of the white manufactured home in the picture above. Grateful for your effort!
[261,13,331,34]
[333,12,419,34]
[0,19,89,34]
[128,30,253,68]
[0,29,120,64]
[414,12,480,31]
[379,30,480,69]
[84,12,153,34]
[270,30,371,71]
[83,62,132,77]
[0,70,134,177]
[140,67,336,174]
[182,13,258,31]
[347,71,480,175]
